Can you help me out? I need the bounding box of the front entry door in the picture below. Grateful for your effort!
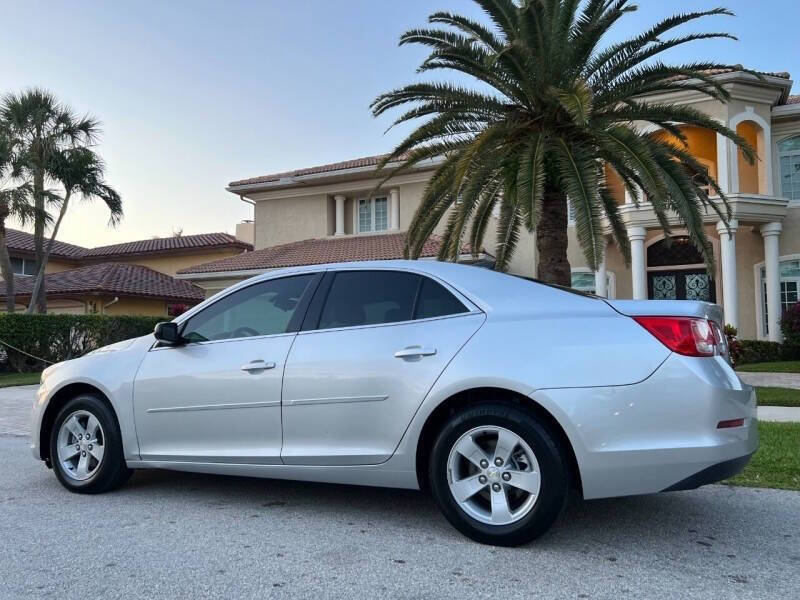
[648,269,716,302]
[133,273,318,464]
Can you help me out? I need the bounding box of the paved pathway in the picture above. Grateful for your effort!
[0,384,37,437]
[738,371,800,389]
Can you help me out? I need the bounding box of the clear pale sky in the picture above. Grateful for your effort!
[2,0,798,247]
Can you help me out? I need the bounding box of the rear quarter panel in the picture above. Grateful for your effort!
[394,304,671,463]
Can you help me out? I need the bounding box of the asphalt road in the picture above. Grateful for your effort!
[1,437,799,599]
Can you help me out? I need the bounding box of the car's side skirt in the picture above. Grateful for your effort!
[125,457,420,490]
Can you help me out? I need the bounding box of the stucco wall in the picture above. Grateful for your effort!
[100,296,169,316]
[254,194,329,248]
[84,250,246,277]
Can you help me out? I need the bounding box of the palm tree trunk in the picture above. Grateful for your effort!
[0,213,16,313]
[27,193,70,314]
[536,186,572,287]
[32,165,47,314]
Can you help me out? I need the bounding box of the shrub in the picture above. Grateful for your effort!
[736,339,800,366]
[781,303,800,351]
[0,314,163,372]
[724,324,742,367]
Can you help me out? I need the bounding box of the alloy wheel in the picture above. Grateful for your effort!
[56,410,106,481]
[446,425,541,525]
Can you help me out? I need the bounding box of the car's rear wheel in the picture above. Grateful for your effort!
[428,401,568,546]
[49,394,132,494]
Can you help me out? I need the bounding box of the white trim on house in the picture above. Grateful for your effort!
[356,196,389,234]
[753,253,800,340]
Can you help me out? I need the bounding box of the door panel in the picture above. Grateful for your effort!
[281,313,484,465]
[132,272,319,464]
[134,335,294,463]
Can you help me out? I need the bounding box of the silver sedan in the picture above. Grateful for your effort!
[31,260,757,546]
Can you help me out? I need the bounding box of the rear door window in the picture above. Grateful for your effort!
[318,271,419,330]
[413,277,468,320]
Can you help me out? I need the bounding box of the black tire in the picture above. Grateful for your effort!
[428,401,568,546]
[49,394,133,494]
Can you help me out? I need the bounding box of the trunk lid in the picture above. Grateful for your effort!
[604,299,724,327]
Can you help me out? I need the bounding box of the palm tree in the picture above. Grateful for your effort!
[25,147,121,314]
[1,88,102,312]
[371,0,755,285]
[0,127,44,313]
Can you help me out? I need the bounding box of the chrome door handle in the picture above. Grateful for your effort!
[241,360,276,372]
[394,346,437,359]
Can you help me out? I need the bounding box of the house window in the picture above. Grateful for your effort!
[10,257,37,276]
[570,269,615,298]
[779,136,800,201]
[760,258,800,336]
[357,197,388,233]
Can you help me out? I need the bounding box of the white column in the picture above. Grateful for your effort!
[716,220,739,328]
[628,226,647,300]
[594,241,608,298]
[761,222,783,341]
[389,188,400,230]
[334,194,345,236]
[715,132,731,194]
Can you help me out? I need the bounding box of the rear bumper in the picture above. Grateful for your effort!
[531,353,758,499]
[662,453,753,492]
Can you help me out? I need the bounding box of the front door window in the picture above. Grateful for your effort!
[648,270,714,302]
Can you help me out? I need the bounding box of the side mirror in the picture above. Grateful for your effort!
[154,322,183,345]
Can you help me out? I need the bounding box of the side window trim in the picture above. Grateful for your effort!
[285,271,324,333]
[300,271,335,332]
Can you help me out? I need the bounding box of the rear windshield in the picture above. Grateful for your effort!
[510,274,601,299]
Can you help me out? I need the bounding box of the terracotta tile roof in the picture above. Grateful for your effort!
[84,232,251,257]
[178,232,457,275]
[229,154,396,187]
[788,95,800,105]
[5,229,86,260]
[0,262,205,303]
[4,229,251,261]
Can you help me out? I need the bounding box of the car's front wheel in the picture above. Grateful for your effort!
[429,401,569,546]
[49,394,132,494]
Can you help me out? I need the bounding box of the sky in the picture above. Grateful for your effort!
[1,0,798,247]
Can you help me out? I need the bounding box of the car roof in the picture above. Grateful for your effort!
[176,259,602,323]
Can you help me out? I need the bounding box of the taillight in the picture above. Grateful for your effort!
[633,316,719,357]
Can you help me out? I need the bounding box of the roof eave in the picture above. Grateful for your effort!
[226,156,445,195]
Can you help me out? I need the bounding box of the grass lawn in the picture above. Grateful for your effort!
[736,360,800,373]
[725,421,800,491]
[756,387,800,407]
[0,371,41,388]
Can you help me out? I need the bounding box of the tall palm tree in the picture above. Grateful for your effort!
[371,0,755,285]
[25,147,121,314]
[0,127,46,312]
[1,88,101,312]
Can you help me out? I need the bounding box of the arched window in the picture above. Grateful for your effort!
[779,136,800,201]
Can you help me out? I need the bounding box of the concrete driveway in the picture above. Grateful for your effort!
[2,434,799,599]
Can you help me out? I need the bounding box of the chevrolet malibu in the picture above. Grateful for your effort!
[31,260,757,546]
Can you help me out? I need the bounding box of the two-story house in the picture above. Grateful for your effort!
[0,230,251,315]
[178,68,800,341]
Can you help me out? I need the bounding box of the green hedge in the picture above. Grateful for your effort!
[0,314,163,372]
[737,339,800,366]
